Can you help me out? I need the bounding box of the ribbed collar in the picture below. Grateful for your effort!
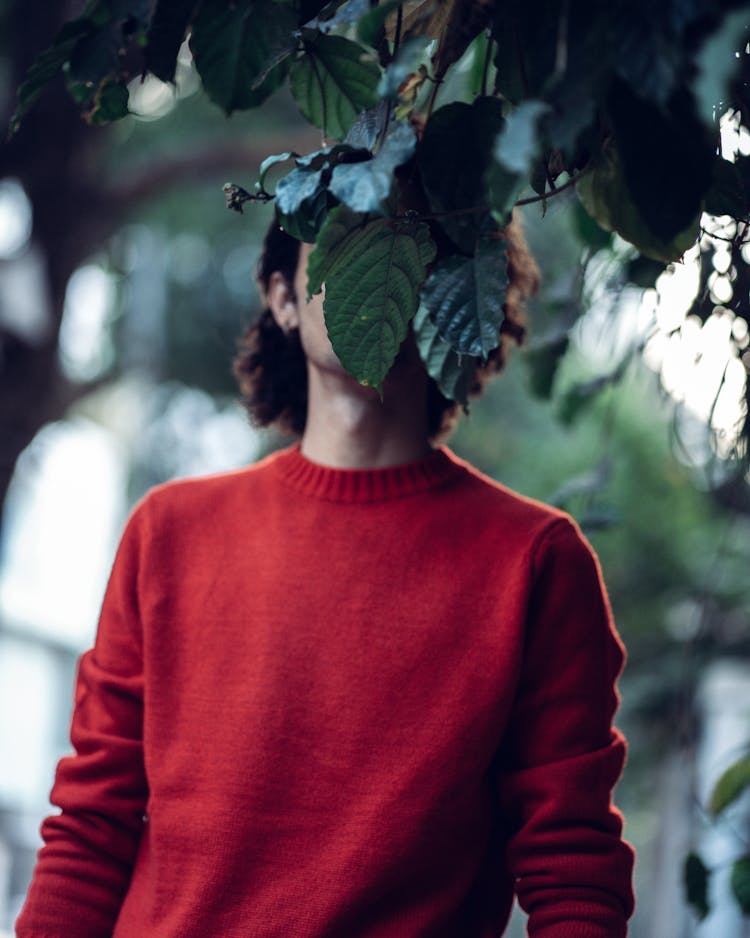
[269,443,466,503]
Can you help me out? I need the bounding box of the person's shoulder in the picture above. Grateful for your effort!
[445,447,570,534]
[127,446,289,531]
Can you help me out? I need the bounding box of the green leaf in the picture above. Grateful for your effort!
[493,100,550,175]
[344,102,389,150]
[145,0,197,83]
[329,121,416,212]
[413,303,477,405]
[577,143,699,264]
[731,856,750,915]
[571,199,613,252]
[357,0,400,47]
[418,97,506,253]
[67,0,150,86]
[88,79,130,124]
[420,236,509,358]
[289,32,381,139]
[190,0,296,114]
[308,206,436,390]
[607,80,713,242]
[492,0,560,103]
[278,188,331,243]
[709,755,750,817]
[275,167,326,216]
[684,852,711,921]
[8,17,95,136]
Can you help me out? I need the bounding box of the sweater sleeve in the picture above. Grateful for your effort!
[494,518,635,938]
[15,505,149,938]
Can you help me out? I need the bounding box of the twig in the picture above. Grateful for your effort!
[514,172,582,206]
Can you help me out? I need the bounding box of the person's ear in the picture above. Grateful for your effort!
[267,271,300,333]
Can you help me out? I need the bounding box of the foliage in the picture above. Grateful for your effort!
[9,0,750,412]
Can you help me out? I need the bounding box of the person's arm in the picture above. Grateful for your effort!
[16,506,149,938]
[495,517,635,938]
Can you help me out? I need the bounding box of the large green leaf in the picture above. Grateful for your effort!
[8,17,94,135]
[413,304,477,405]
[492,0,561,104]
[88,79,130,124]
[329,122,416,212]
[684,852,711,921]
[277,188,331,243]
[307,206,436,389]
[275,167,325,216]
[732,856,750,915]
[709,754,750,817]
[607,80,713,242]
[190,0,297,114]
[418,97,506,253]
[68,0,150,85]
[289,32,381,139]
[419,236,509,358]
[577,143,699,264]
[146,0,197,83]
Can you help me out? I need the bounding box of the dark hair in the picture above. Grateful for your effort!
[234,212,540,440]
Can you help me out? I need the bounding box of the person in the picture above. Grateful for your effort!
[16,213,635,937]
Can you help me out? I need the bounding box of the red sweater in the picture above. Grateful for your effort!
[17,444,634,937]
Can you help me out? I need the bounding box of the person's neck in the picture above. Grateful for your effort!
[300,365,433,470]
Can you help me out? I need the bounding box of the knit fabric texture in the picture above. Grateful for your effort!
[17,444,635,937]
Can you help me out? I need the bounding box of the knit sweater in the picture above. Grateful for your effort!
[17,444,634,938]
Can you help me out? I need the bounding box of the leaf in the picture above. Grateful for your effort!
[607,79,714,242]
[413,303,477,405]
[289,32,381,139]
[145,0,197,83]
[87,79,130,124]
[357,0,400,47]
[577,143,699,264]
[420,236,509,358]
[731,856,750,915]
[67,0,150,85]
[8,17,94,136]
[571,199,612,252]
[427,0,493,81]
[492,0,561,103]
[684,852,711,921]
[344,101,389,150]
[258,151,299,194]
[493,100,550,175]
[418,97,506,253]
[307,206,436,389]
[275,167,326,216]
[709,755,750,817]
[329,122,416,212]
[190,0,296,114]
[278,188,332,243]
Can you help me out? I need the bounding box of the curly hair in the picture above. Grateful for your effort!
[234,210,540,440]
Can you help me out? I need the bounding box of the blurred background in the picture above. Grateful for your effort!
[1,2,750,936]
